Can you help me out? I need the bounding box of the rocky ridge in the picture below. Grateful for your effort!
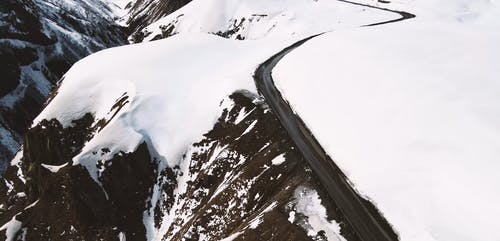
[0,91,354,241]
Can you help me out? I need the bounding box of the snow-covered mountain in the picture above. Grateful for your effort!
[0,0,194,171]
[1,88,351,240]
[132,0,398,41]
[1,0,499,240]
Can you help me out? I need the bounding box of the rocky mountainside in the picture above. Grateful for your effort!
[0,91,354,240]
[0,0,127,170]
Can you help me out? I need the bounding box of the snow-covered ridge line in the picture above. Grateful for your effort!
[32,0,402,178]
[135,0,400,42]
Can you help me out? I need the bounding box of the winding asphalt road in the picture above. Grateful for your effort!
[254,3,415,241]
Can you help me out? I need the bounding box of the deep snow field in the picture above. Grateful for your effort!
[10,0,500,240]
[273,0,500,240]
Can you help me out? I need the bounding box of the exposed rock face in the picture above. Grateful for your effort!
[126,0,192,41]
[0,91,356,240]
[0,0,130,170]
[0,110,158,240]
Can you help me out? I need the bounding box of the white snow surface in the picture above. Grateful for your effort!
[357,0,500,25]
[41,163,68,173]
[273,1,500,240]
[271,153,286,165]
[142,0,397,41]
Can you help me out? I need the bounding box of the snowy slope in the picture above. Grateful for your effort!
[33,0,397,169]
[33,34,284,169]
[356,0,500,24]
[0,0,195,170]
[273,1,500,240]
[134,0,397,41]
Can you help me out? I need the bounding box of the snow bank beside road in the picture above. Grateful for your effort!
[273,7,500,241]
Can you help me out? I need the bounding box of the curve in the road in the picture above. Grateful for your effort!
[254,3,415,241]
[338,0,416,26]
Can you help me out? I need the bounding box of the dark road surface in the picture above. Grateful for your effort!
[254,3,415,241]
